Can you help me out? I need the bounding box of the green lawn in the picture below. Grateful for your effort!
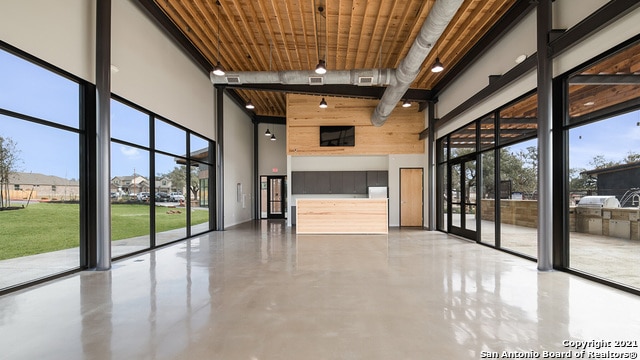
[0,202,209,260]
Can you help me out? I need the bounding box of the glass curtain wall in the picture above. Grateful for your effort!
[110,99,151,257]
[0,47,82,290]
[110,99,215,252]
[189,133,212,235]
[565,40,640,291]
[438,93,538,259]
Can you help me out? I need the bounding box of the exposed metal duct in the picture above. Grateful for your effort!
[210,69,395,87]
[371,0,464,127]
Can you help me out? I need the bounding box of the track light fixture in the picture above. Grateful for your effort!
[315,6,327,75]
[265,129,272,136]
[245,100,255,109]
[402,99,412,108]
[319,97,328,108]
[213,62,225,76]
[213,1,225,76]
[431,57,444,73]
[315,59,327,75]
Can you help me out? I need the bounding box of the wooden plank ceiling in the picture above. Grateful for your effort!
[148,0,516,117]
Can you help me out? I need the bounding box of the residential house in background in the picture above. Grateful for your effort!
[110,174,150,196]
[6,172,80,201]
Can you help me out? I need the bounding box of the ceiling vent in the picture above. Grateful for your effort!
[226,76,241,84]
[358,76,374,86]
[308,76,324,85]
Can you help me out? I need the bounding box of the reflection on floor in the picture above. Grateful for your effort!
[0,220,639,359]
[0,222,209,289]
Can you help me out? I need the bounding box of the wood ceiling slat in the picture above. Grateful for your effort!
[217,1,263,72]
[282,0,304,70]
[350,0,374,68]
[334,0,353,70]
[224,0,271,71]
[267,0,297,69]
[325,0,335,70]
[184,0,242,72]
[382,1,424,68]
[293,0,314,71]
[341,0,366,70]
[254,0,288,71]
[369,0,401,69]
[384,1,433,69]
[178,0,250,74]
[158,1,217,63]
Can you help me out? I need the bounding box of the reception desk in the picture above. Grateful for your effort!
[296,198,388,234]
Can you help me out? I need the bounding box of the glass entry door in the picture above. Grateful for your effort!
[266,176,286,219]
[448,157,477,240]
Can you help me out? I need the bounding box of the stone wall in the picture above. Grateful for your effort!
[481,199,538,228]
[481,200,640,240]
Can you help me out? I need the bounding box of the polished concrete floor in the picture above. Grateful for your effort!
[1,220,639,360]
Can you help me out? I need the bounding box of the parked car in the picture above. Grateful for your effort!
[155,192,170,202]
[170,192,185,202]
[137,192,150,201]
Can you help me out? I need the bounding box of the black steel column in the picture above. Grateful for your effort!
[216,86,225,230]
[427,101,437,230]
[96,0,111,270]
[253,120,260,220]
[537,0,553,271]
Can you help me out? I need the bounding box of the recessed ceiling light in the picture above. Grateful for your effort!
[584,101,595,106]
[515,54,527,64]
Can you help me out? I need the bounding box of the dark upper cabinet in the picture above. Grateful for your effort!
[292,170,384,195]
[342,171,356,193]
[304,171,319,194]
[367,171,388,187]
[354,171,367,193]
[291,171,305,194]
[315,171,331,194]
[329,172,343,193]
[378,171,388,186]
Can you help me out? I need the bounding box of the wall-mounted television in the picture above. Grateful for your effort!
[319,126,355,147]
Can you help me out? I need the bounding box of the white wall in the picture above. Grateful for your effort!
[223,93,254,228]
[0,0,95,82]
[258,123,287,176]
[112,0,215,139]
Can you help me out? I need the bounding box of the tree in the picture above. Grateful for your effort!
[190,166,201,201]
[162,165,202,200]
[623,151,640,164]
[165,166,187,193]
[0,136,21,208]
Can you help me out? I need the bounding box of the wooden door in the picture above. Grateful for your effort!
[400,168,423,227]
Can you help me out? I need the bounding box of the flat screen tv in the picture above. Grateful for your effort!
[319,126,355,147]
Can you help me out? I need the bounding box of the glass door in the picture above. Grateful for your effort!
[448,156,477,240]
[267,176,286,219]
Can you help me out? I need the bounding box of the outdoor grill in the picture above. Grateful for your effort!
[576,195,620,208]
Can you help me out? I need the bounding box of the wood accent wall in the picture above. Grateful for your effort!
[286,94,425,155]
